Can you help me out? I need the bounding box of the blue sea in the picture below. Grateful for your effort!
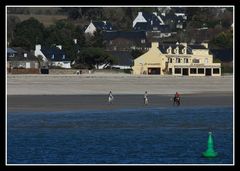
[7,106,233,165]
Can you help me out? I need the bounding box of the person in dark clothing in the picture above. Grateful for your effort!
[173,92,180,106]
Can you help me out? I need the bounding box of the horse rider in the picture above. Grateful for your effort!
[174,91,180,106]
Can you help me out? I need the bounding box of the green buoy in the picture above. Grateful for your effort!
[202,132,218,158]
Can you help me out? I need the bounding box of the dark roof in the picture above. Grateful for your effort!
[134,22,171,32]
[103,31,146,41]
[41,46,70,61]
[188,44,207,49]
[159,44,192,54]
[107,51,133,66]
[7,48,17,54]
[210,49,233,62]
[7,47,38,61]
[133,12,172,32]
[141,12,164,25]
[159,12,187,26]
[92,21,113,31]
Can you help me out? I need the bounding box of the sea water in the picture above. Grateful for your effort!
[7,106,233,164]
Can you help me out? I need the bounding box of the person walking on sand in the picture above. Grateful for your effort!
[144,91,148,105]
[108,91,114,104]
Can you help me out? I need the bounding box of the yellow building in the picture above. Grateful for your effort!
[132,42,221,76]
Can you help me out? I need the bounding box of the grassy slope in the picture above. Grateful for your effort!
[8,14,68,26]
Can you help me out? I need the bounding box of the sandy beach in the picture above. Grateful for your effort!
[7,74,233,95]
[7,74,233,112]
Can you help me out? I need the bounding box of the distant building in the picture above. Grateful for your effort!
[132,11,187,38]
[34,44,71,68]
[103,31,148,51]
[84,20,113,35]
[132,42,221,76]
[7,47,40,74]
[133,12,171,38]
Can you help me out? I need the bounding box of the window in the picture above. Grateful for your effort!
[9,53,15,57]
[205,58,208,64]
[184,58,188,63]
[198,68,204,74]
[168,58,172,63]
[167,48,171,54]
[192,58,200,63]
[51,54,55,59]
[176,58,181,63]
[141,39,145,44]
[213,68,220,74]
[153,27,158,31]
[169,68,172,74]
[62,55,65,60]
[182,48,186,54]
[190,68,197,74]
[175,68,181,74]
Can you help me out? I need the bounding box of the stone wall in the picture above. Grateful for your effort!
[10,68,40,74]
[49,69,90,74]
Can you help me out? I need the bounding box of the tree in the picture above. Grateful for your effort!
[10,17,45,50]
[210,30,233,49]
[78,47,115,69]
[44,19,86,61]
[7,16,21,44]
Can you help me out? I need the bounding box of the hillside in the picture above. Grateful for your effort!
[7,14,67,27]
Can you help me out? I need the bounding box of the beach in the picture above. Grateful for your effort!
[7,74,233,112]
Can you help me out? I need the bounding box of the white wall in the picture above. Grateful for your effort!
[34,44,48,62]
[133,12,147,27]
[85,23,97,35]
[52,61,71,68]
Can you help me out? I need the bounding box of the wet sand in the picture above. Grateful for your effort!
[7,93,233,113]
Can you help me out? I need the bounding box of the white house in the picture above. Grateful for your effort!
[133,12,165,28]
[84,20,113,35]
[34,44,71,68]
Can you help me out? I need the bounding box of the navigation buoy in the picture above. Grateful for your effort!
[202,132,218,158]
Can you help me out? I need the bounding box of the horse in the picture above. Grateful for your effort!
[173,96,180,106]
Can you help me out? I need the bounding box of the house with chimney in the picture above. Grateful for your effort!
[132,42,221,76]
[34,44,71,68]
[132,12,171,38]
[7,47,40,74]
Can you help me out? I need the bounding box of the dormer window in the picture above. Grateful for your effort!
[193,58,200,63]
[174,47,179,54]
[182,48,186,54]
[141,39,145,44]
[9,53,15,57]
[176,58,181,63]
[167,47,172,54]
[168,58,172,63]
[51,54,55,59]
[62,54,65,60]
